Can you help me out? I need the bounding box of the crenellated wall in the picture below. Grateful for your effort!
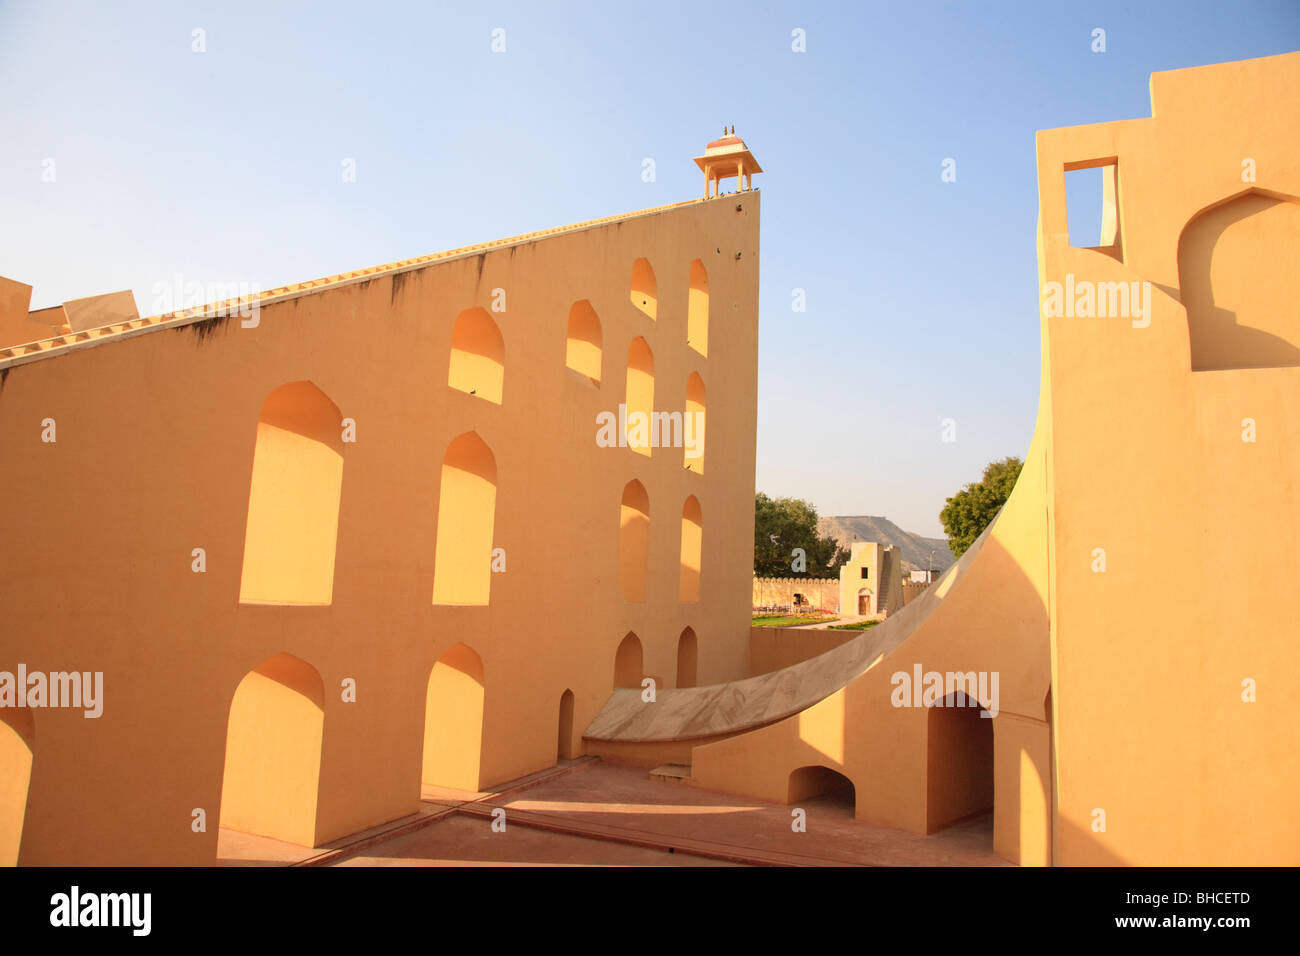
[751,577,839,611]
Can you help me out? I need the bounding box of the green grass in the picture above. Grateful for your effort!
[751,614,838,628]
[828,620,881,631]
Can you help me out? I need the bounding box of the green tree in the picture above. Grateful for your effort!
[753,492,848,577]
[939,456,1024,559]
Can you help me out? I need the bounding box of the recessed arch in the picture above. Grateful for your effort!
[614,632,643,689]
[787,765,856,816]
[219,653,325,848]
[630,258,657,320]
[619,479,650,602]
[0,707,34,866]
[856,587,873,616]
[448,307,505,403]
[432,431,497,606]
[1178,188,1300,370]
[625,337,655,458]
[687,259,709,356]
[239,381,344,606]
[422,643,485,791]
[676,627,698,688]
[557,688,576,761]
[926,691,994,833]
[679,495,702,603]
[565,300,602,384]
[685,372,706,474]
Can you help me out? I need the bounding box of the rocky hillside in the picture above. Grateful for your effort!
[818,515,955,573]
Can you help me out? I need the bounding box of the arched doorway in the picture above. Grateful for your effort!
[557,689,576,762]
[422,643,485,792]
[614,632,643,689]
[857,588,873,615]
[787,765,856,817]
[219,653,325,848]
[926,690,994,833]
[676,627,698,688]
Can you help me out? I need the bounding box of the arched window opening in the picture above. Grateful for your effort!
[676,627,698,688]
[619,480,650,602]
[625,338,655,458]
[565,300,603,384]
[680,496,702,603]
[422,643,486,792]
[685,372,706,474]
[687,259,708,356]
[239,381,344,606]
[448,307,505,403]
[614,632,643,689]
[432,432,498,606]
[219,653,325,848]
[630,258,657,320]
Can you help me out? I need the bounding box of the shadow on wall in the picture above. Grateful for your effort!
[1179,188,1300,371]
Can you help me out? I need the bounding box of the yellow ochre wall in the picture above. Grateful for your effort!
[0,193,761,864]
[1037,52,1300,865]
[687,52,1299,867]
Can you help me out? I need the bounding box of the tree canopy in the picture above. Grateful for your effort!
[939,456,1024,559]
[754,492,848,577]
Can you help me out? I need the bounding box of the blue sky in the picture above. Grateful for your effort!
[1,1,1296,535]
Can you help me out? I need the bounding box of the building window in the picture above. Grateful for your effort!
[861,567,869,579]
[448,307,505,404]
[629,258,657,320]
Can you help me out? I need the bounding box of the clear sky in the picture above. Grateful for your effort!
[2,1,1296,535]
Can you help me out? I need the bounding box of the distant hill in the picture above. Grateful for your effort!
[818,516,955,574]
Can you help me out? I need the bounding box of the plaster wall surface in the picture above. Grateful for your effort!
[0,193,760,864]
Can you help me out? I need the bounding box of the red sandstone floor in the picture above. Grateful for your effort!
[216,759,1005,867]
